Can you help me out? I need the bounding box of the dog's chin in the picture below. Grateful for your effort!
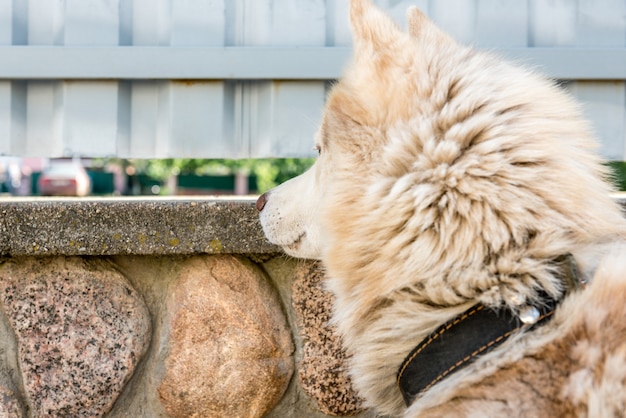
[282,234,322,260]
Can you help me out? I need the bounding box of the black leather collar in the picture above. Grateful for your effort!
[397,255,582,406]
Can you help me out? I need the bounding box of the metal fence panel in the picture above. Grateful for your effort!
[63,81,120,156]
[0,0,624,159]
[0,82,11,152]
[248,81,326,158]
[530,0,626,160]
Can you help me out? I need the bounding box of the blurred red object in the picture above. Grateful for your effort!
[38,162,92,197]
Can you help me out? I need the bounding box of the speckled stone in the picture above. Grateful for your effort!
[0,301,24,418]
[0,257,151,417]
[0,388,23,418]
[292,262,365,416]
[158,255,294,418]
[0,385,23,417]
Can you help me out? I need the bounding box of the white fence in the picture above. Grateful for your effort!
[0,0,625,159]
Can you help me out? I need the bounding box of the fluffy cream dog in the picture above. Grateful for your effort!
[258,0,626,416]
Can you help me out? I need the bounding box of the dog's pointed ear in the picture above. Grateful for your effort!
[406,6,428,37]
[350,0,401,51]
[406,6,454,44]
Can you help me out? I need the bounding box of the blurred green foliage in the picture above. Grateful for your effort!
[606,161,626,191]
[109,158,315,193]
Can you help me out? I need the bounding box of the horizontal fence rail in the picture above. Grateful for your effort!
[0,46,625,80]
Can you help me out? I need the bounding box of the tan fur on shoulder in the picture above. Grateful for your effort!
[258,0,626,416]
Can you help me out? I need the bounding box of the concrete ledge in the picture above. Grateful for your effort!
[0,197,279,256]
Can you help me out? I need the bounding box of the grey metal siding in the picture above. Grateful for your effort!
[0,0,624,159]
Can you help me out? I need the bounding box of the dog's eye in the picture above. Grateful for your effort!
[314,145,322,155]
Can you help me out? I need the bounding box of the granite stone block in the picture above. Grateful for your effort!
[0,257,151,417]
[0,385,23,417]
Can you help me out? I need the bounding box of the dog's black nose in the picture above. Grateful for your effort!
[256,192,269,212]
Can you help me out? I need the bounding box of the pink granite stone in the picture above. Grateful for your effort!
[0,257,151,417]
[0,385,23,417]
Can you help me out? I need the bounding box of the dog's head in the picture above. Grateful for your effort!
[258,0,625,308]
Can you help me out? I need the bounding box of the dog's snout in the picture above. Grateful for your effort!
[256,192,270,212]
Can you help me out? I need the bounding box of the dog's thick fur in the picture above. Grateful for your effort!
[258,1,626,416]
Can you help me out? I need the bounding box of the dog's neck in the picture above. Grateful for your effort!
[397,254,583,406]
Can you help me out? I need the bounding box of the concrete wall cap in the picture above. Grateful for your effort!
[0,197,279,256]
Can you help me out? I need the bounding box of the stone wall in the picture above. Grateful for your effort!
[3,195,624,417]
[0,197,377,418]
